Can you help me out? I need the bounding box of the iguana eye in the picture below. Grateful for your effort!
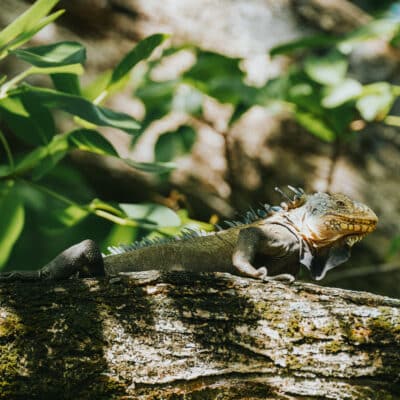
[336,200,345,207]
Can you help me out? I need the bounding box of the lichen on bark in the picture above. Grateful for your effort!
[0,271,399,399]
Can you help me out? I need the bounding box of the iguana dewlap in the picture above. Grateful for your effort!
[0,187,378,283]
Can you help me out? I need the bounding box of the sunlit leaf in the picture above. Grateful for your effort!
[4,10,65,56]
[12,41,86,67]
[0,183,25,268]
[89,198,124,216]
[110,33,168,87]
[0,0,59,49]
[172,84,203,115]
[270,35,338,56]
[294,110,336,142]
[101,224,138,252]
[29,63,84,76]
[68,129,118,156]
[22,86,140,134]
[119,203,181,227]
[82,70,112,100]
[46,204,89,231]
[123,159,176,173]
[339,19,400,53]
[155,125,196,162]
[322,79,362,108]
[305,51,348,86]
[356,82,394,121]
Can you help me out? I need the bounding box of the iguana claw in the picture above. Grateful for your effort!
[262,273,295,283]
[256,266,295,283]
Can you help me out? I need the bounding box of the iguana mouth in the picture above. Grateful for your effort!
[345,234,365,247]
[324,215,377,235]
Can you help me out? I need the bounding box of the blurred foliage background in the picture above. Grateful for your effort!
[0,0,399,297]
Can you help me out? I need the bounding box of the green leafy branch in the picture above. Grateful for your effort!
[263,18,400,142]
[0,0,185,268]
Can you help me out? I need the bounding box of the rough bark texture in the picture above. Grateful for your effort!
[0,271,399,399]
[1,1,399,293]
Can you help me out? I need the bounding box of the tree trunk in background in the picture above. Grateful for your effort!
[1,272,399,399]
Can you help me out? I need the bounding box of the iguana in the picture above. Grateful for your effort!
[0,187,378,283]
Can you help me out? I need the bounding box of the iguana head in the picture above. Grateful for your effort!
[283,189,378,280]
[299,192,378,247]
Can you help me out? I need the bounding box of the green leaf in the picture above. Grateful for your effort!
[110,33,167,87]
[68,129,118,156]
[326,104,355,136]
[269,34,338,56]
[155,125,196,162]
[3,10,65,56]
[270,20,399,57]
[185,51,243,81]
[183,50,255,105]
[339,19,400,53]
[304,51,348,86]
[12,41,86,67]
[30,63,84,76]
[388,235,400,258]
[356,83,394,121]
[102,224,138,252]
[123,159,176,173]
[89,198,123,216]
[23,86,140,134]
[294,110,336,142]
[46,204,89,231]
[15,134,69,179]
[256,75,291,104]
[229,102,251,125]
[51,73,81,95]
[172,84,203,115]
[136,80,177,126]
[82,70,112,100]
[322,78,363,108]
[0,0,59,49]
[0,94,55,145]
[119,203,181,227]
[0,183,25,268]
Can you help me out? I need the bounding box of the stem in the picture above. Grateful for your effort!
[93,90,108,105]
[0,129,14,168]
[93,209,138,227]
[0,68,32,98]
[21,179,158,230]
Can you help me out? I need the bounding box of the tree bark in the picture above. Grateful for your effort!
[0,271,399,399]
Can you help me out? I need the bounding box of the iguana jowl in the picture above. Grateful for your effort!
[0,187,378,282]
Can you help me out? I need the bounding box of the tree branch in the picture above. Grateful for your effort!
[0,271,399,399]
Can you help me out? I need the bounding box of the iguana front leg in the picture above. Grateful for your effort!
[232,227,295,282]
[0,240,104,282]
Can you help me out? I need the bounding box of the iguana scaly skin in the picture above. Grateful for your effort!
[0,187,378,282]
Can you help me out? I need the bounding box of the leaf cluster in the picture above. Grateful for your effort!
[0,0,208,269]
[263,18,400,141]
